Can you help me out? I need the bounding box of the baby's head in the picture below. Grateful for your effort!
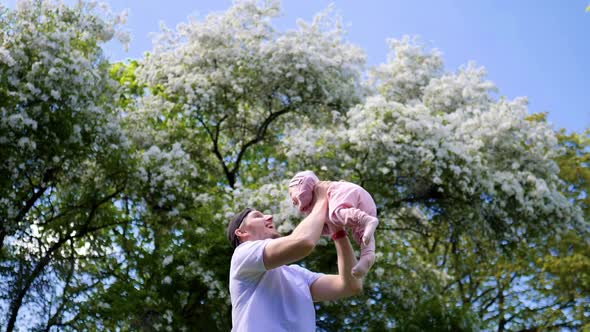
[288,170,320,214]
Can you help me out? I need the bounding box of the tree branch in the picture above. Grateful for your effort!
[5,187,123,332]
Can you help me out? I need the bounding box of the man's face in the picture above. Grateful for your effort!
[240,210,280,240]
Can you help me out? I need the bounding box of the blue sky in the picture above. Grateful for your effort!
[7,0,590,132]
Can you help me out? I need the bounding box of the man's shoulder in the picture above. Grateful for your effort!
[230,239,272,272]
[234,239,271,255]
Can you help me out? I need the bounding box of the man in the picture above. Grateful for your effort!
[227,183,363,332]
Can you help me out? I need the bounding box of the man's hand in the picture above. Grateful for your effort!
[310,181,332,235]
[311,181,328,204]
[322,220,344,237]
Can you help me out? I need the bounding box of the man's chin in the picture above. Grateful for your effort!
[271,233,281,239]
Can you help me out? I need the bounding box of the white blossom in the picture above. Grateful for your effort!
[162,255,174,267]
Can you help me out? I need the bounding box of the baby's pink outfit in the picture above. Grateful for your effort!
[327,181,377,245]
[289,171,378,278]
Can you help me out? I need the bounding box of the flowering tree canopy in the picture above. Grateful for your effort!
[135,1,365,188]
[1,1,588,331]
[0,1,131,331]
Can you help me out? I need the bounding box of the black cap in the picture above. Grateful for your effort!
[227,208,254,250]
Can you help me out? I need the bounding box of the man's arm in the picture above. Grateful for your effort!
[263,185,328,270]
[310,234,363,302]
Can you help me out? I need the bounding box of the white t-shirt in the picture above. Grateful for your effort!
[229,239,324,332]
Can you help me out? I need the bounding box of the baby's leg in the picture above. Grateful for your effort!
[334,208,378,247]
[362,216,379,246]
[352,235,375,279]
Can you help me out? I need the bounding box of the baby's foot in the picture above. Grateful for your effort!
[362,216,378,246]
[351,262,368,279]
[352,254,374,279]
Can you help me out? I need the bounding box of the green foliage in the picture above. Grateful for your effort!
[110,60,143,108]
[1,1,588,332]
[555,129,590,216]
[392,297,476,332]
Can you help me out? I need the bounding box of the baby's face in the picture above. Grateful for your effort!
[289,188,299,206]
[288,188,304,213]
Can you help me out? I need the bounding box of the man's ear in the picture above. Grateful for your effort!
[235,228,246,238]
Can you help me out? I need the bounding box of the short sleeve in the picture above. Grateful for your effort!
[231,239,271,281]
[287,264,325,287]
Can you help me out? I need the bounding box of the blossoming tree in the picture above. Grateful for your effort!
[1,1,587,331]
[0,1,131,331]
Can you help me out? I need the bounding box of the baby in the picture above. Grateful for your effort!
[288,170,379,279]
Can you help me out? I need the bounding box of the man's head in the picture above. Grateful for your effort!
[288,170,320,214]
[227,208,280,249]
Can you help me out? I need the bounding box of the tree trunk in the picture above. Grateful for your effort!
[5,238,66,332]
[0,228,6,255]
[497,287,505,332]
